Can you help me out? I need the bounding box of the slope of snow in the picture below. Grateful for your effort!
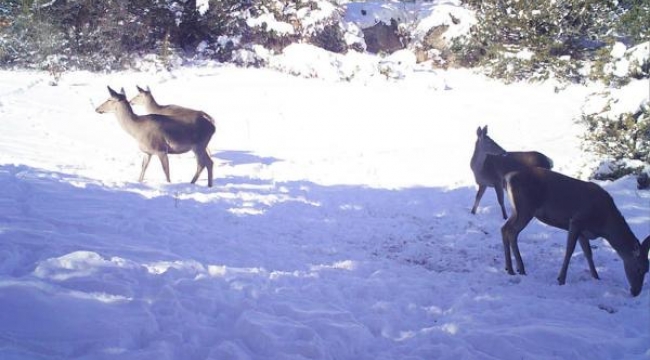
[0,64,648,360]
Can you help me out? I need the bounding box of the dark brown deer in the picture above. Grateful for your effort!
[95,86,215,187]
[498,162,650,296]
[470,125,553,219]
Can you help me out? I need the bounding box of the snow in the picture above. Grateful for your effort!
[343,0,475,41]
[269,44,378,81]
[410,1,477,42]
[609,42,650,79]
[582,79,649,119]
[247,13,295,35]
[196,0,209,16]
[0,59,649,359]
[297,1,339,31]
[611,42,627,59]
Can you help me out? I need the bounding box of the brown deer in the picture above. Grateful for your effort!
[470,125,553,219]
[129,85,215,125]
[95,86,215,187]
[497,159,650,296]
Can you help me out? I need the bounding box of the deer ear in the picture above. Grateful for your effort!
[476,126,483,137]
[107,86,118,97]
[483,125,488,135]
[146,85,151,92]
[136,85,145,93]
[120,87,126,96]
[642,236,650,258]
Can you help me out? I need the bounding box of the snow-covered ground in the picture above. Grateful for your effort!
[0,63,648,360]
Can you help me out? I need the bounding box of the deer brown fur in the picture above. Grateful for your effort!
[129,85,215,125]
[95,86,215,186]
[470,125,553,219]
[498,162,650,296]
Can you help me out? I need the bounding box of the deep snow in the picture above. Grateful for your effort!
[0,63,648,360]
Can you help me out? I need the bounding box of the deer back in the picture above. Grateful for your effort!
[505,151,553,169]
[483,154,535,186]
[157,105,215,125]
[131,86,215,126]
[506,168,611,231]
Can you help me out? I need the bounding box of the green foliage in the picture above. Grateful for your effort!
[617,0,650,43]
[0,12,67,69]
[458,0,647,82]
[0,0,256,70]
[580,105,650,180]
[581,107,650,164]
[0,0,333,70]
[1,0,647,77]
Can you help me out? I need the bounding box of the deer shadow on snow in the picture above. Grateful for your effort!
[1,160,646,293]
[0,163,507,274]
[215,150,282,167]
[1,161,648,359]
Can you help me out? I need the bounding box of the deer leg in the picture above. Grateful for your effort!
[158,153,171,183]
[190,155,204,185]
[471,184,487,214]
[511,237,526,275]
[494,183,508,220]
[557,223,581,285]
[501,208,534,276]
[501,222,515,275]
[204,150,214,187]
[190,149,214,187]
[139,154,152,182]
[578,235,599,280]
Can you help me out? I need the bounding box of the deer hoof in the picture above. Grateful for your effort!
[506,268,516,275]
[557,278,566,286]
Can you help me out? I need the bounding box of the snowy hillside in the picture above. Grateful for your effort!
[0,63,649,360]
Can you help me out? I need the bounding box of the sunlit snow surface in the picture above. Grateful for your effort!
[0,62,648,360]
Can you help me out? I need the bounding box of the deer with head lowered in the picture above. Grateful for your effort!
[95,86,216,187]
[470,125,553,219]
[489,154,650,296]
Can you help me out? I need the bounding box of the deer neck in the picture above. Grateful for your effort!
[471,144,504,172]
[145,98,164,114]
[605,211,640,260]
[114,102,144,137]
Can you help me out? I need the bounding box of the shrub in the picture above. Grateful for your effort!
[310,23,347,54]
[617,0,650,44]
[457,0,648,83]
[580,106,650,179]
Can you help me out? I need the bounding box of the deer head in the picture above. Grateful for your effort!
[95,86,127,114]
[474,125,506,156]
[626,236,650,297]
[129,85,154,107]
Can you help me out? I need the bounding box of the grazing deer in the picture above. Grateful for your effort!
[470,125,553,219]
[499,163,650,296]
[129,85,215,125]
[95,86,216,187]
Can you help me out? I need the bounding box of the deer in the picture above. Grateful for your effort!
[494,156,650,296]
[95,86,216,187]
[129,85,215,125]
[470,125,553,219]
